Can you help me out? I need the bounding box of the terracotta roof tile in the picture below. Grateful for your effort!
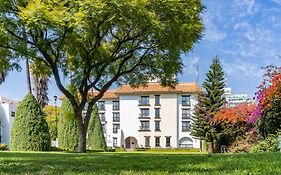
[115,83,201,94]
[90,90,118,100]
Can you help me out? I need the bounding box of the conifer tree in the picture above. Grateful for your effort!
[10,94,50,151]
[191,56,225,153]
[57,84,79,151]
[87,105,107,150]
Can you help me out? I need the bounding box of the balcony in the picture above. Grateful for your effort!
[112,106,120,111]
[139,113,150,119]
[98,107,106,111]
[182,114,191,119]
[182,102,191,107]
[138,100,150,106]
[139,126,150,132]
[113,118,120,122]
[100,117,106,122]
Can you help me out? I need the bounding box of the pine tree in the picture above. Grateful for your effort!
[57,84,79,151]
[10,94,50,151]
[87,105,107,150]
[191,56,225,153]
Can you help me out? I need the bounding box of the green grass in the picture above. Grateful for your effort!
[0,151,280,175]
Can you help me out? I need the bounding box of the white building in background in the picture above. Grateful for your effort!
[97,82,201,149]
[0,97,18,147]
[224,87,251,107]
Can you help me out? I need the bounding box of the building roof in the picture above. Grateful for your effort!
[114,82,201,94]
[90,90,118,100]
[0,96,19,107]
[60,82,200,100]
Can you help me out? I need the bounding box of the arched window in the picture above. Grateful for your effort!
[179,137,193,148]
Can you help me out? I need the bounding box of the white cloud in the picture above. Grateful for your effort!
[271,0,281,5]
[232,0,259,16]
[203,14,228,42]
[223,59,263,79]
[183,56,199,73]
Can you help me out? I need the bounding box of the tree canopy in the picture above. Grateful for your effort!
[0,0,204,152]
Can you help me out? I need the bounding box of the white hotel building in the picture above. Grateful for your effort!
[97,82,201,149]
[0,96,17,147]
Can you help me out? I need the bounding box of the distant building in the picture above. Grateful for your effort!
[95,82,201,149]
[0,97,18,147]
[224,88,251,107]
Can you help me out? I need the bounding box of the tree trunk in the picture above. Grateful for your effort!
[78,129,87,152]
[209,140,215,153]
[75,111,87,152]
[24,29,32,95]
[26,56,32,94]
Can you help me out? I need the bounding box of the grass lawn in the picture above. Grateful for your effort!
[0,151,280,175]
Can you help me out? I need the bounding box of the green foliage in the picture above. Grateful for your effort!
[10,94,50,151]
[0,0,203,152]
[87,105,106,150]
[256,97,281,139]
[58,84,79,151]
[43,105,61,140]
[250,134,278,153]
[191,56,225,152]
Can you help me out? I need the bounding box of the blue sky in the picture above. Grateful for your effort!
[0,0,281,104]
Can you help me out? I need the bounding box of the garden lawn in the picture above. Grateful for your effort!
[0,151,280,175]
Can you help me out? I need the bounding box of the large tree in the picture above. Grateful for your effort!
[0,0,203,152]
[191,57,225,153]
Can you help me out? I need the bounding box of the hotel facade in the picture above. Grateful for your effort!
[97,82,201,149]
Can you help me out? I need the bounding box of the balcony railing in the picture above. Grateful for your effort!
[182,114,191,119]
[98,106,106,111]
[182,102,191,106]
[139,113,150,118]
[138,100,150,106]
[113,118,120,122]
[139,126,150,131]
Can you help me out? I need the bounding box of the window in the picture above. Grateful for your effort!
[113,113,120,122]
[182,109,191,119]
[182,121,191,132]
[102,124,106,134]
[113,137,117,147]
[140,96,149,105]
[140,109,149,117]
[155,95,160,105]
[166,137,171,147]
[99,113,105,122]
[113,124,120,133]
[145,136,150,147]
[11,111,15,117]
[182,95,191,106]
[98,101,105,110]
[113,101,119,110]
[155,137,160,147]
[155,121,160,131]
[155,108,160,118]
[140,121,150,130]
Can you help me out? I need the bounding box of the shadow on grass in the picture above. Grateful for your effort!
[0,152,280,174]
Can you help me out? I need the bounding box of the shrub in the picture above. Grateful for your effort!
[0,144,7,151]
[57,85,79,151]
[250,134,278,153]
[10,94,51,151]
[228,131,259,153]
[87,105,106,150]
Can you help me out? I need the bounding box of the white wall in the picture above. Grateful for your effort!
[177,93,200,148]
[0,102,16,147]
